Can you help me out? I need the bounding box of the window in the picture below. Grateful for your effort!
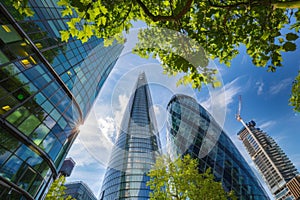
[18,165,36,191]
[30,124,50,145]
[0,128,20,152]
[18,114,41,136]
[0,24,22,44]
[6,106,30,126]
[0,155,23,181]
[39,132,56,152]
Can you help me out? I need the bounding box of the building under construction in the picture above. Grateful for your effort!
[237,121,300,200]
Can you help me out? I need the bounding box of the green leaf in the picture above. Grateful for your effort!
[99,16,107,26]
[278,38,284,43]
[69,28,78,37]
[163,1,170,6]
[286,33,299,41]
[66,21,75,29]
[283,42,296,51]
[60,30,70,42]
[94,7,100,17]
[61,7,73,17]
[99,5,108,14]
[213,81,222,88]
[103,38,114,47]
[289,71,300,112]
[88,9,96,20]
[57,0,69,6]
[261,32,269,41]
[23,7,34,16]
[83,24,93,38]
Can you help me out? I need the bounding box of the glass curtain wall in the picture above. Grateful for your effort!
[100,73,161,200]
[0,1,123,199]
[166,94,270,200]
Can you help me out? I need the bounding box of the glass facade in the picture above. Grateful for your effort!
[0,1,123,199]
[65,181,97,200]
[166,94,270,200]
[100,73,161,200]
[238,121,299,200]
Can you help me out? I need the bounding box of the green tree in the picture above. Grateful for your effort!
[46,175,75,200]
[9,0,300,111]
[47,0,300,112]
[147,155,236,200]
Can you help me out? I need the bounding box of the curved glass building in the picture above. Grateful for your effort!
[0,1,123,199]
[166,94,270,200]
[100,73,161,200]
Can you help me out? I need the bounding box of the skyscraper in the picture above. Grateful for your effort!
[166,94,270,200]
[0,1,123,199]
[237,120,300,200]
[100,72,161,200]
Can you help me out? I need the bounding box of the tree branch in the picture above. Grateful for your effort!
[136,0,193,22]
[207,0,271,9]
[207,0,300,9]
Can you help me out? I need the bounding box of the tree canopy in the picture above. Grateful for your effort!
[147,155,236,200]
[9,0,300,111]
[45,175,75,200]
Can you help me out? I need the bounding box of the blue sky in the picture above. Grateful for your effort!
[66,28,300,199]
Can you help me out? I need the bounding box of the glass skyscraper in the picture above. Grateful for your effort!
[166,94,270,200]
[100,72,161,200]
[0,1,123,199]
[237,120,299,200]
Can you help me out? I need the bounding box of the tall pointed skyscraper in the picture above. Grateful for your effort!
[100,73,161,200]
[238,121,300,200]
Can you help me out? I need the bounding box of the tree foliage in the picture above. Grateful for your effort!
[46,176,75,200]
[290,71,300,112]
[52,0,300,111]
[147,155,236,200]
[9,0,300,111]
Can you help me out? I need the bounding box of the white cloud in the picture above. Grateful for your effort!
[201,77,241,111]
[258,120,276,130]
[68,112,114,167]
[269,78,292,95]
[113,94,130,133]
[67,140,97,167]
[200,77,241,127]
[241,55,248,64]
[256,81,264,95]
[98,117,116,143]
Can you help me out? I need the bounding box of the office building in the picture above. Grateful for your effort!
[238,121,300,200]
[65,181,97,200]
[166,94,270,200]
[59,158,75,177]
[0,1,123,199]
[100,73,161,200]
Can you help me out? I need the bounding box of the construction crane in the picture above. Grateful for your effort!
[235,95,250,132]
[235,95,284,182]
[236,95,242,122]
